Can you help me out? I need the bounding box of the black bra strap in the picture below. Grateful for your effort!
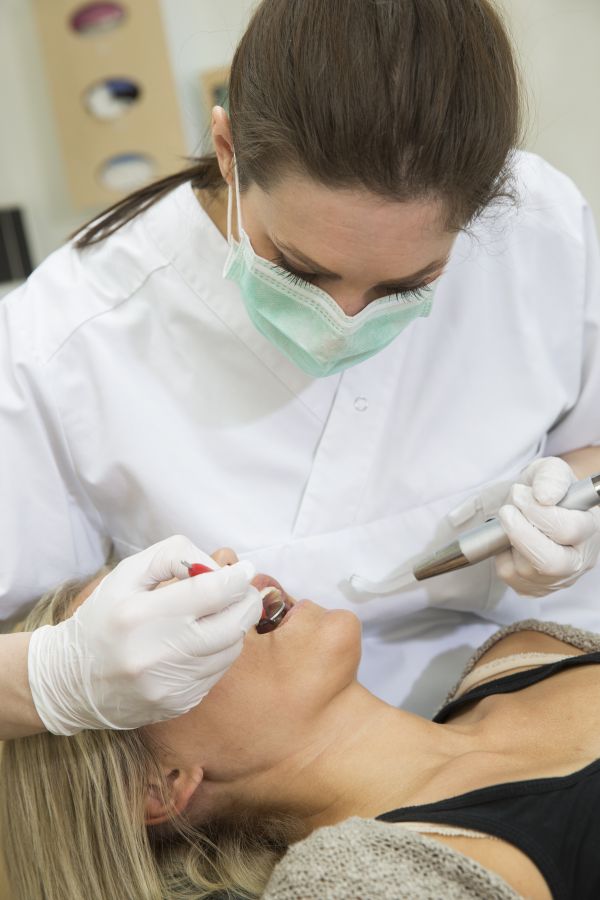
[434,650,600,724]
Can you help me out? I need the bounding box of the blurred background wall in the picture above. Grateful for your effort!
[500,0,600,220]
[0,0,598,278]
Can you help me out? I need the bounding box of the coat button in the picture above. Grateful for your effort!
[354,396,368,411]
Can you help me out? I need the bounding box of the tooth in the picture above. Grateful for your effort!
[259,587,282,603]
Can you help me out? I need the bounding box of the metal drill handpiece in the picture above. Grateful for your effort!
[414,471,600,582]
[350,471,600,596]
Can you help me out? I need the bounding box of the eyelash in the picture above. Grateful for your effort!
[271,255,433,303]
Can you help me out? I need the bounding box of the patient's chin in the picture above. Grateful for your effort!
[306,608,362,692]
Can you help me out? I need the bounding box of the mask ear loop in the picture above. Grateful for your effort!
[223,156,242,276]
[226,168,233,243]
[227,156,244,244]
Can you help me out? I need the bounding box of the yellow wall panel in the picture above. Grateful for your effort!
[33,0,186,208]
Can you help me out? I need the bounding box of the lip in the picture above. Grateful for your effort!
[275,599,308,631]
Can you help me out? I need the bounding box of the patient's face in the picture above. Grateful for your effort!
[148,582,362,780]
[74,555,362,782]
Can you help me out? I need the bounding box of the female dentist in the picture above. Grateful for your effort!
[2,0,600,737]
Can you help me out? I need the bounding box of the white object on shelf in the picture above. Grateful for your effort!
[84,78,141,121]
[98,153,157,191]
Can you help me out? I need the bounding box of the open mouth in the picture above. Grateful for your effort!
[255,582,294,634]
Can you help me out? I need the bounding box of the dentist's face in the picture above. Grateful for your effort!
[210,108,456,317]
[237,175,454,316]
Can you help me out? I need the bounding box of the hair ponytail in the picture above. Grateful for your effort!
[73,155,223,248]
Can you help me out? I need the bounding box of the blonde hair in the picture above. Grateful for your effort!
[0,572,300,899]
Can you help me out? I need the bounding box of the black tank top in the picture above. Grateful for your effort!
[376,651,600,900]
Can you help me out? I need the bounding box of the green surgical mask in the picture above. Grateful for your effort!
[222,164,437,378]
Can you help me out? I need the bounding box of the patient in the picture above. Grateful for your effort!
[1,548,599,900]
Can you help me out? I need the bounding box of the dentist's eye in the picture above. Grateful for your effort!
[388,284,433,303]
[271,255,315,287]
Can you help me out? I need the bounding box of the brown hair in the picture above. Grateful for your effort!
[74,0,523,248]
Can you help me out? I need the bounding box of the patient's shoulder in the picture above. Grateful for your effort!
[470,619,600,668]
[476,629,586,666]
[439,620,600,713]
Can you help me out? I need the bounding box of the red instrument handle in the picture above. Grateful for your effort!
[186,561,267,618]
[186,562,213,577]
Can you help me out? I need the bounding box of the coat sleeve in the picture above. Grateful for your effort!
[0,281,109,627]
[545,201,600,455]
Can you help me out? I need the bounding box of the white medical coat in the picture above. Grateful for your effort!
[2,151,600,714]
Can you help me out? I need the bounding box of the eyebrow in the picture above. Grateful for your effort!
[273,239,448,289]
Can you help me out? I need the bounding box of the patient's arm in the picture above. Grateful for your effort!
[0,632,46,739]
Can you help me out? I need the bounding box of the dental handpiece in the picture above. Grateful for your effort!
[410,472,600,582]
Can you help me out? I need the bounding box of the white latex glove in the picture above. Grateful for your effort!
[28,535,262,735]
[495,457,600,597]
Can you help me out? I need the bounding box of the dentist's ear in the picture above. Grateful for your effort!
[211,106,235,186]
[145,765,204,825]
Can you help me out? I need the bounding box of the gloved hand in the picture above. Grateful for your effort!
[28,535,262,734]
[495,457,600,597]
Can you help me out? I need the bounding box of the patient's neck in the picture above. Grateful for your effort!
[205,682,476,832]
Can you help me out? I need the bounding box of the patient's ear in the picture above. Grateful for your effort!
[145,765,204,825]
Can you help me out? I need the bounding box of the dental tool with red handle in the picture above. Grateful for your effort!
[182,562,213,577]
[181,560,286,631]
